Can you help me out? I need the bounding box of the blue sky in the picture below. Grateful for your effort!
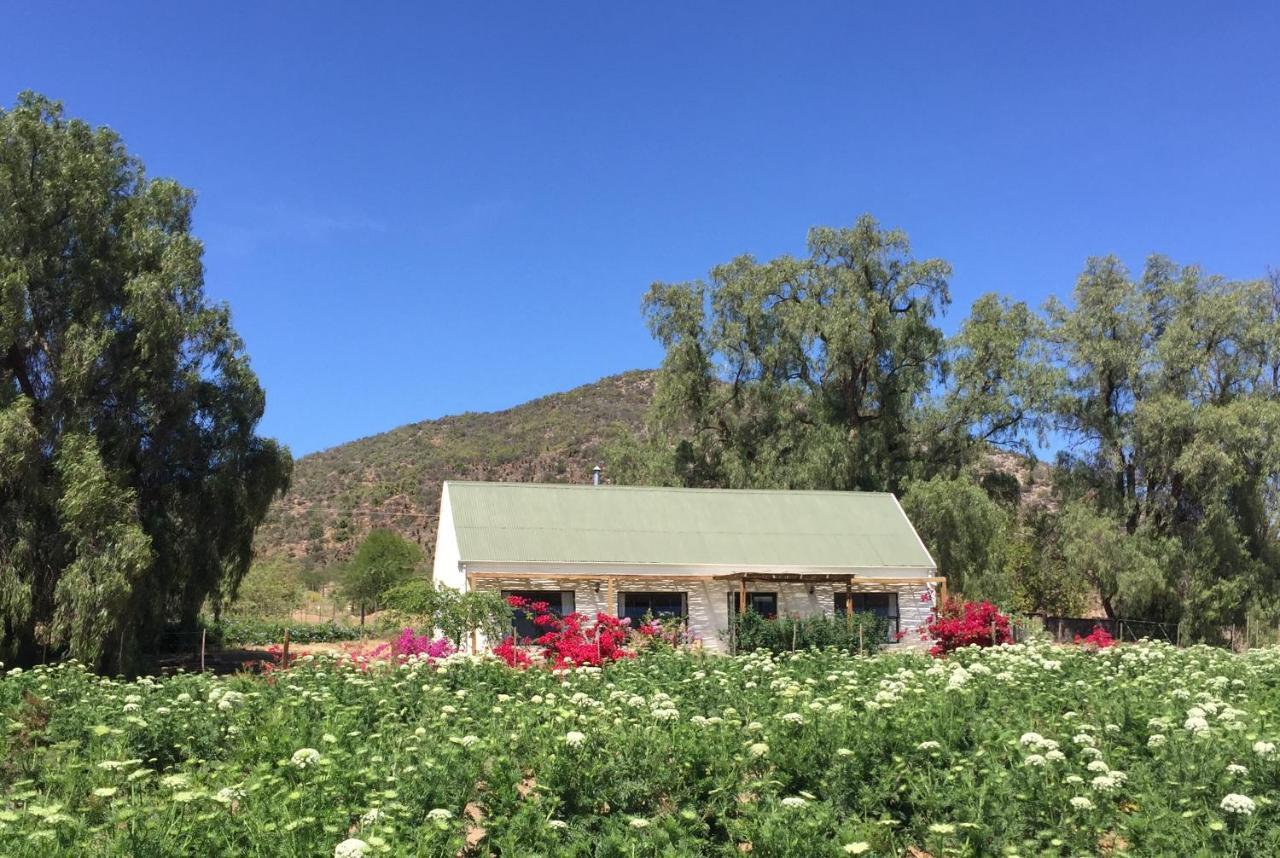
[6,2,1279,456]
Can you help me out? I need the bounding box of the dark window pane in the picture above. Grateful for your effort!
[728,592,778,618]
[619,592,686,625]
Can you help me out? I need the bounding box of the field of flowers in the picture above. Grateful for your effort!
[2,640,1279,856]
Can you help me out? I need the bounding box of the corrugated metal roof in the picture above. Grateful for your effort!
[445,481,934,569]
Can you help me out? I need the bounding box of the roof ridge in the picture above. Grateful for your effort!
[444,479,895,497]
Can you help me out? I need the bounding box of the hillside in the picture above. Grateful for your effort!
[254,370,656,565]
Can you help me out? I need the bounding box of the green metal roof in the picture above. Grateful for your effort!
[445,481,934,569]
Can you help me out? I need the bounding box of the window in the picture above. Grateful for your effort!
[833,592,899,640]
[727,591,779,618]
[502,590,576,642]
[618,592,687,626]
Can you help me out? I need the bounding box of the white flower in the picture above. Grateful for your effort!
[1184,716,1210,734]
[1072,733,1096,747]
[781,712,805,725]
[917,740,941,751]
[91,787,118,798]
[1024,754,1047,767]
[1086,759,1110,772]
[629,817,650,828]
[843,843,871,854]
[928,822,956,834]
[291,748,321,769]
[748,742,769,758]
[1046,749,1066,763]
[1147,734,1166,748]
[1221,793,1256,816]
[564,731,586,747]
[780,796,807,808]
[427,808,452,822]
[1090,775,1119,792]
[1070,796,1095,811]
[457,735,479,748]
[548,819,568,829]
[1253,740,1276,757]
[214,786,244,804]
[1227,764,1249,777]
[360,808,384,827]
[334,838,368,858]
[1019,732,1045,747]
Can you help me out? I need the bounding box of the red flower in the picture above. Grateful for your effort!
[506,595,528,608]
[925,598,1012,657]
[1074,625,1116,649]
[529,600,551,613]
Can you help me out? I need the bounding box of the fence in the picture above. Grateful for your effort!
[1030,615,1179,645]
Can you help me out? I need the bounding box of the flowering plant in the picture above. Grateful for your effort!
[497,596,635,668]
[924,598,1012,656]
[1073,625,1116,649]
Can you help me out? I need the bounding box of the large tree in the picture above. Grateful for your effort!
[614,215,955,493]
[1046,256,1280,634]
[0,93,291,671]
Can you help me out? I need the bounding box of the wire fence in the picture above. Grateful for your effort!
[1027,615,1180,645]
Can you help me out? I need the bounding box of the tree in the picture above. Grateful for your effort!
[226,559,304,619]
[901,475,1011,603]
[613,215,953,494]
[0,93,291,672]
[344,529,423,624]
[1045,256,1280,638]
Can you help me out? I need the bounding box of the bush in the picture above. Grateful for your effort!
[925,599,1012,656]
[732,610,888,655]
[215,618,368,646]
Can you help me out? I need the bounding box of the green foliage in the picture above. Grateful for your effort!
[731,610,887,655]
[612,215,956,494]
[213,617,369,646]
[383,582,512,646]
[5,642,1280,855]
[901,475,1011,602]
[0,93,290,672]
[343,530,423,623]
[224,559,304,619]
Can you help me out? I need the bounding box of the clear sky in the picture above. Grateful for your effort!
[6,2,1279,456]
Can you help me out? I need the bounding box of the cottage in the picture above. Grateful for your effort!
[432,480,943,652]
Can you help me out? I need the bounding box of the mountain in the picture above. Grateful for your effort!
[253,370,656,566]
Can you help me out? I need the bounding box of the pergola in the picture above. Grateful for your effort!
[464,569,948,621]
[712,570,948,619]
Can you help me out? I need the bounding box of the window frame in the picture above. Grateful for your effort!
[727,591,779,618]
[617,591,688,626]
[833,591,900,640]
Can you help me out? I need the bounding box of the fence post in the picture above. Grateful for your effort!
[858,624,864,657]
[199,629,206,673]
[1057,618,1064,643]
[281,627,290,667]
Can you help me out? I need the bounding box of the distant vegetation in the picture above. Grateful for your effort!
[253,370,654,565]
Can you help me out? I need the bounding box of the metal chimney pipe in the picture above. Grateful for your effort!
[591,465,602,486]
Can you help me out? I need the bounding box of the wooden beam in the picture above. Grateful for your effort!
[464,572,725,581]
[738,577,746,614]
[606,577,615,615]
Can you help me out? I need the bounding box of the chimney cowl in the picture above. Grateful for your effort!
[591,465,602,486]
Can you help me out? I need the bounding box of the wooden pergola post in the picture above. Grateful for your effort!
[606,577,615,615]
[845,579,853,630]
[738,576,747,614]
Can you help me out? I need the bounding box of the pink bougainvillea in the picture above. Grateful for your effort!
[924,598,1012,657]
